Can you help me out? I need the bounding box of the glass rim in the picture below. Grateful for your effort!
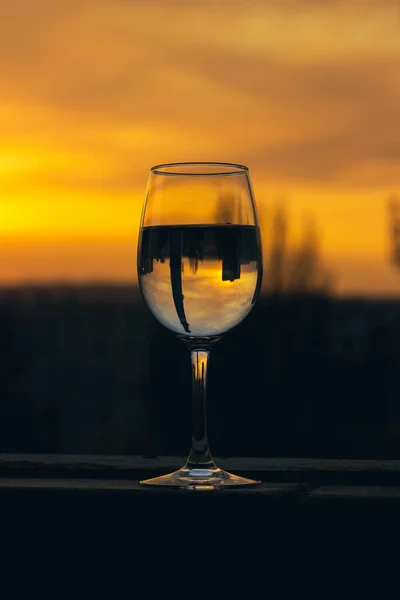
[150,162,249,176]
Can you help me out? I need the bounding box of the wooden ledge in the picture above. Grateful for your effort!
[1,453,400,483]
[1,454,400,507]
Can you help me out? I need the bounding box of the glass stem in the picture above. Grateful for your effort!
[185,348,216,470]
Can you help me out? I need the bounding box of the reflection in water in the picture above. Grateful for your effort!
[170,228,190,333]
[189,257,199,275]
[138,224,262,336]
[221,228,241,282]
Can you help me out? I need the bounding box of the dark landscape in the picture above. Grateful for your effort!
[1,283,400,459]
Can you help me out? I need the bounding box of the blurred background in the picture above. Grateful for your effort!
[1,0,400,458]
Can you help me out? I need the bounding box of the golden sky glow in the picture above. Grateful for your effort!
[1,0,399,295]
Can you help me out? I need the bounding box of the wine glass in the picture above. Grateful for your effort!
[137,162,263,489]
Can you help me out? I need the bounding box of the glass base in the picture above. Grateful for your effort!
[140,465,260,490]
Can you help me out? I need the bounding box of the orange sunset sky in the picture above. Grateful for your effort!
[1,0,399,295]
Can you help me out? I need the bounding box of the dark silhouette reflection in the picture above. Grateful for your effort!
[185,227,204,275]
[140,225,259,272]
[221,228,240,281]
[138,225,262,336]
[169,228,191,333]
[139,227,169,275]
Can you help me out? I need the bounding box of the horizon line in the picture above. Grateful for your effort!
[1,279,400,302]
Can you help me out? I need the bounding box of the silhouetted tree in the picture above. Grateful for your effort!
[286,217,332,294]
[214,193,246,225]
[268,203,287,294]
[387,194,400,269]
[261,201,333,295]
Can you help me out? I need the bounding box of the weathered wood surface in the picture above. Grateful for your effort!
[1,454,400,504]
[1,453,400,482]
[2,453,400,472]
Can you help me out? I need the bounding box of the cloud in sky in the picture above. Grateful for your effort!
[0,0,399,289]
[1,0,398,188]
